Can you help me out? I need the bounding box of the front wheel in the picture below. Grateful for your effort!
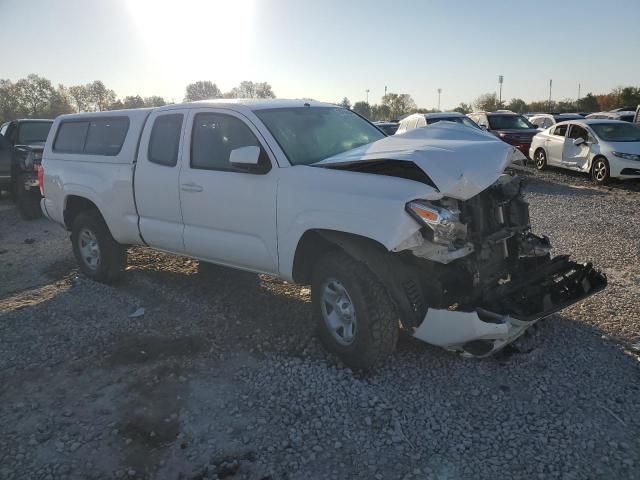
[71,210,127,283]
[591,157,610,185]
[312,251,399,370]
[534,148,547,171]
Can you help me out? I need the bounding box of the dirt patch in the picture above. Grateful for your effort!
[107,335,209,366]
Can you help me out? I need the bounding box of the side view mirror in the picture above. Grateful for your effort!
[479,124,488,130]
[229,146,270,174]
[572,137,585,146]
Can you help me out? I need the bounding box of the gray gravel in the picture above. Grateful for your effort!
[1,169,639,480]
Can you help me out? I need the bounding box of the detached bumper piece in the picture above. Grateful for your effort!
[413,257,607,357]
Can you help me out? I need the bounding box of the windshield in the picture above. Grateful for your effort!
[254,107,385,165]
[590,122,640,142]
[426,116,480,129]
[488,115,534,130]
[17,121,53,144]
[554,115,583,121]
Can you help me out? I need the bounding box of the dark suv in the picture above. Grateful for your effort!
[0,119,53,219]
[467,111,539,158]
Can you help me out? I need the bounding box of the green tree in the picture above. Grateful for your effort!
[473,92,502,112]
[577,93,599,112]
[122,95,146,109]
[47,85,74,117]
[68,85,91,112]
[225,81,275,99]
[87,81,116,111]
[453,102,472,114]
[371,104,391,121]
[338,97,351,109]
[505,98,527,113]
[16,74,55,116]
[617,87,640,108]
[381,93,416,120]
[352,101,371,119]
[0,79,21,123]
[184,81,222,101]
[144,96,167,107]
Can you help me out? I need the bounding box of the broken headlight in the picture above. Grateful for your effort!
[406,199,467,247]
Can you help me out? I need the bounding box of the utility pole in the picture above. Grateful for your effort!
[548,79,553,112]
[498,75,504,105]
[437,88,442,111]
[577,83,581,107]
[366,89,370,104]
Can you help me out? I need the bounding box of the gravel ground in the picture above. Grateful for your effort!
[0,167,639,480]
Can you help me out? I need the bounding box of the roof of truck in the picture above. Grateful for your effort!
[180,98,337,110]
[54,99,343,123]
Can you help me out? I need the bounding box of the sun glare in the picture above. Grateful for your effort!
[125,0,256,83]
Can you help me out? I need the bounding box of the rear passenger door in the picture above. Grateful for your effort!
[179,108,279,274]
[135,109,189,253]
[546,124,568,165]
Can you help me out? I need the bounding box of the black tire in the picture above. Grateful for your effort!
[311,251,399,370]
[71,210,127,283]
[534,148,547,171]
[13,175,42,220]
[591,156,610,185]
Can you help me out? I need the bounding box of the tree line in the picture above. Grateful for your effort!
[344,86,640,121]
[0,74,276,124]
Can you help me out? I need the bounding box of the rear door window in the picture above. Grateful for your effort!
[552,124,568,137]
[84,118,129,155]
[54,122,89,153]
[148,114,184,166]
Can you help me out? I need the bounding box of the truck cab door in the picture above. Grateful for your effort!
[178,108,279,274]
[0,134,12,186]
[134,109,189,253]
[562,124,592,171]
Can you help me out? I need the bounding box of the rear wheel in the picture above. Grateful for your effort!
[312,251,399,370]
[591,157,610,185]
[13,174,42,220]
[534,148,547,171]
[71,210,127,283]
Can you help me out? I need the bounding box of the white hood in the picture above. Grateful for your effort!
[316,122,525,200]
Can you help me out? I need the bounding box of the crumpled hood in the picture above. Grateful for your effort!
[315,122,524,200]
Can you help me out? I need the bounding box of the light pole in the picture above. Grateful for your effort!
[498,75,504,105]
[577,83,581,107]
[366,89,370,104]
[384,85,387,98]
[548,79,553,112]
[437,88,442,111]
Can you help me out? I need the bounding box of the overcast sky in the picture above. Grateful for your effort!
[2,0,639,109]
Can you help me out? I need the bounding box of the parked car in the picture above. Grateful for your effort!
[41,100,606,369]
[372,121,399,135]
[0,118,53,218]
[467,111,539,157]
[395,112,480,134]
[586,111,635,122]
[528,113,585,130]
[530,119,640,184]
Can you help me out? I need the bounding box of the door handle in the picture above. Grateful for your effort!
[180,182,203,192]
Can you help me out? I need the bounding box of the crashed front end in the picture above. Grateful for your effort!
[403,174,606,357]
[316,123,607,357]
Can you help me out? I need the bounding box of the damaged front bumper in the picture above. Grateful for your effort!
[412,259,607,357]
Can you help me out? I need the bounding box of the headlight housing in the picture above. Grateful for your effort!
[406,199,467,247]
[612,151,640,162]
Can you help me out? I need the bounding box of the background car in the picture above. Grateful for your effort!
[529,119,640,184]
[372,120,399,135]
[586,111,635,122]
[0,118,53,218]
[467,111,539,157]
[395,112,479,134]
[529,113,585,129]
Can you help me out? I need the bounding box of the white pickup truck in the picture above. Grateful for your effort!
[41,99,606,369]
